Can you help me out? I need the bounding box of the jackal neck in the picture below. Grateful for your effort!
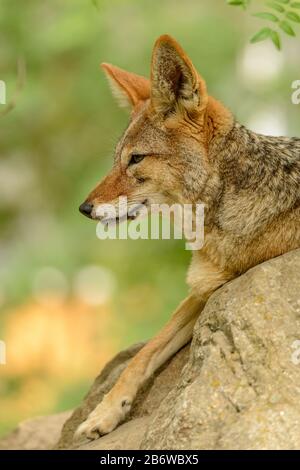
[211,121,300,238]
[205,96,234,146]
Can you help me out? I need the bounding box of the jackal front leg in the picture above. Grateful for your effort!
[75,294,205,440]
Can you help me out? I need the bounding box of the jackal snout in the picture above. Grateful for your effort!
[79,201,93,218]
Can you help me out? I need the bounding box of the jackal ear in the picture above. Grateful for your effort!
[101,63,150,109]
[151,35,208,118]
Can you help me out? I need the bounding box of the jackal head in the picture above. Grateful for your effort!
[79,35,232,222]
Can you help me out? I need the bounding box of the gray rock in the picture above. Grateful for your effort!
[62,249,300,450]
[57,342,190,449]
[142,248,300,449]
[0,411,72,450]
[4,250,300,450]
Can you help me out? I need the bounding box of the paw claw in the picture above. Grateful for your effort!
[89,425,104,440]
[74,395,132,441]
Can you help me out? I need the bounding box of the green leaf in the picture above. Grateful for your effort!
[291,2,300,8]
[91,0,99,9]
[280,19,297,34]
[270,30,282,48]
[227,0,250,8]
[266,1,286,12]
[253,12,279,22]
[227,0,245,5]
[250,27,272,43]
[286,11,300,21]
[276,0,291,4]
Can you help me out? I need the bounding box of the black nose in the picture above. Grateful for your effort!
[79,202,93,218]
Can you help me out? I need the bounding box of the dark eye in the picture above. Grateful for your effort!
[129,154,145,166]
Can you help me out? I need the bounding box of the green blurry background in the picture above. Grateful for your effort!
[0,0,299,437]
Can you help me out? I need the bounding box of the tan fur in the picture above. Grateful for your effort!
[101,63,150,109]
[76,35,300,440]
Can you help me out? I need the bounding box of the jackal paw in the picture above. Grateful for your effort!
[74,395,132,440]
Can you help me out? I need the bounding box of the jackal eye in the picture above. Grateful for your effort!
[129,154,145,166]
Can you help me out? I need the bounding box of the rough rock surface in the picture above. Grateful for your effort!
[56,342,190,449]
[141,249,300,450]
[0,411,72,450]
[3,250,300,450]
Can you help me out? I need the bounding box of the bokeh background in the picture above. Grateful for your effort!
[0,0,299,437]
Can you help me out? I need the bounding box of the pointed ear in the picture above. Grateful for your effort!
[101,63,150,109]
[150,35,208,118]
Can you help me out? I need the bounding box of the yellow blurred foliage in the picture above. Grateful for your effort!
[2,298,118,378]
[0,297,120,434]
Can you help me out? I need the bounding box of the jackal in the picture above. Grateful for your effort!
[76,35,300,439]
